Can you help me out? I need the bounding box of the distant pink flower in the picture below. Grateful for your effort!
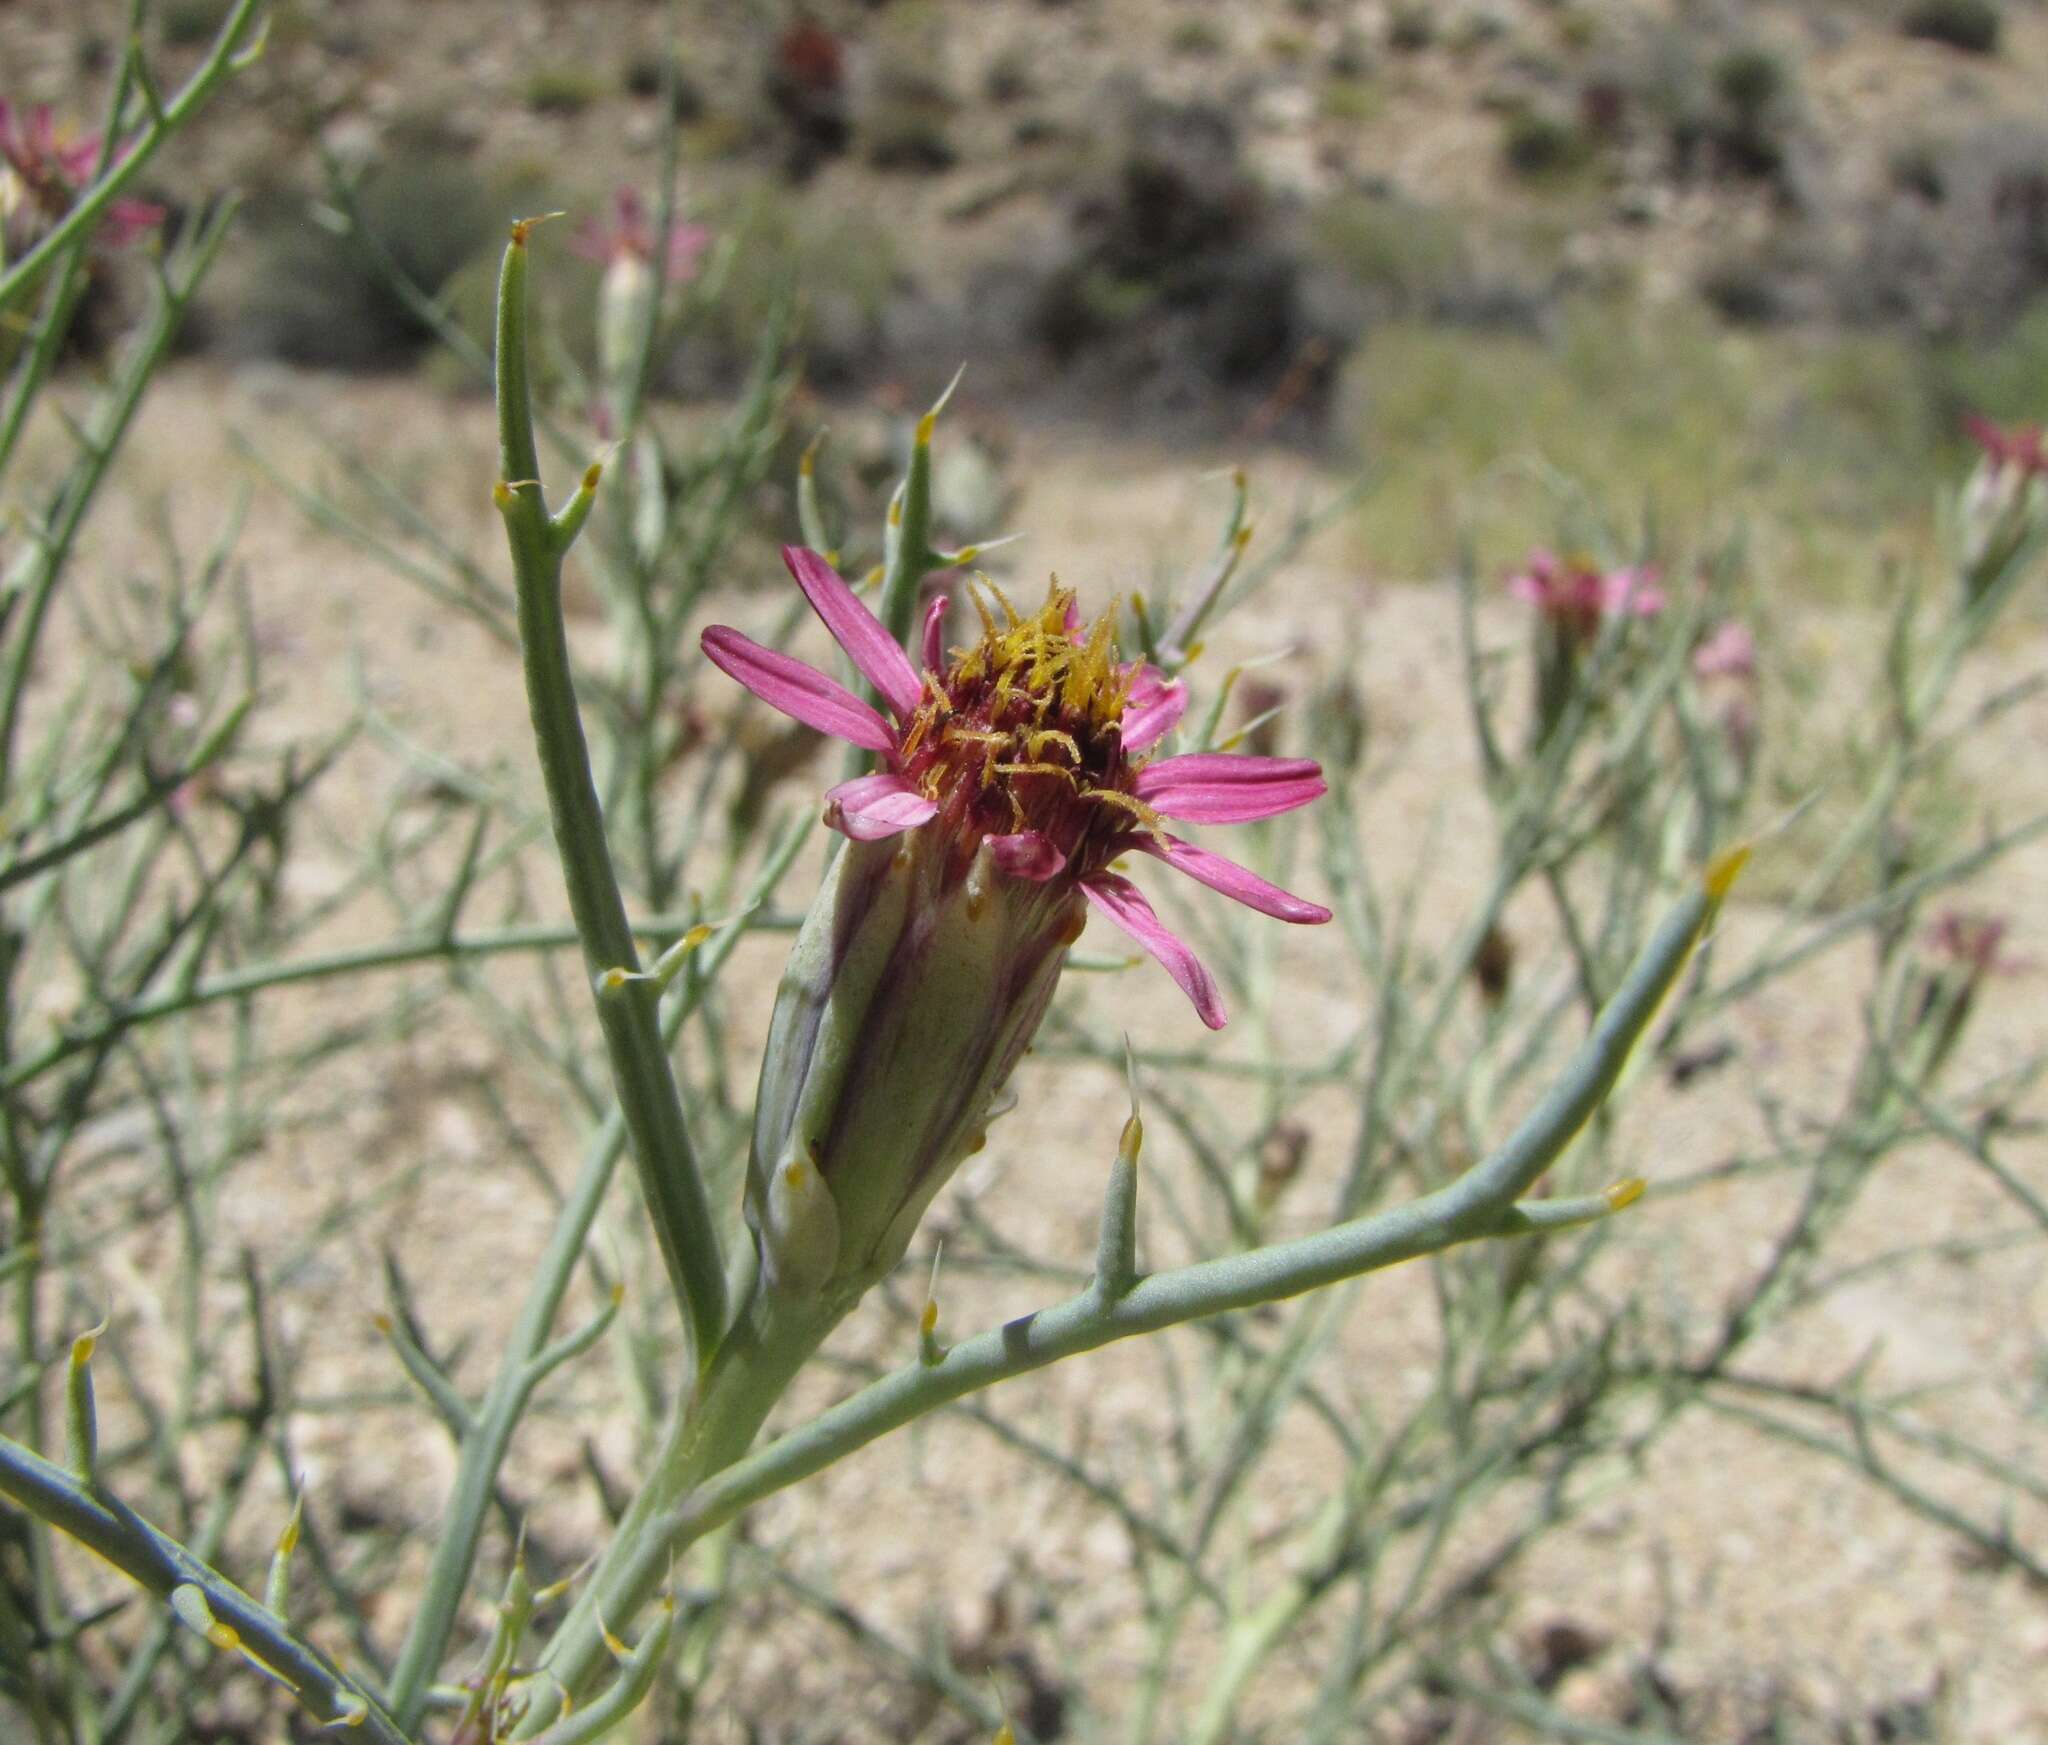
[1962,413,2047,482]
[0,101,163,246]
[703,548,1329,1027]
[1691,620,1755,682]
[1510,549,1665,645]
[1927,910,2025,977]
[571,187,709,283]
[1957,413,2048,596]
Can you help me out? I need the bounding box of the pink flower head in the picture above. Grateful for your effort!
[1691,620,1756,682]
[703,548,1330,1028]
[1926,910,2024,978]
[571,187,709,283]
[1509,549,1665,646]
[0,100,163,246]
[1962,413,2048,483]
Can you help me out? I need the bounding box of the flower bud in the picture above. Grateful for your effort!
[1904,909,2021,1082]
[745,832,1080,1301]
[1956,415,2048,607]
[1508,550,1664,749]
[596,250,656,399]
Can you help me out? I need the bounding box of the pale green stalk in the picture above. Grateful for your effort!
[383,819,808,1733]
[492,221,727,1368]
[0,1434,402,1743]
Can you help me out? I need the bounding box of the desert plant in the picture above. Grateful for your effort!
[3,8,2046,1745]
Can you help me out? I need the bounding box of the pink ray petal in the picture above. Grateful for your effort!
[101,197,165,245]
[1081,874,1227,1029]
[987,830,1066,881]
[1120,665,1186,752]
[783,545,922,719]
[824,772,937,841]
[664,222,712,283]
[1135,835,1331,924]
[1600,566,1665,617]
[701,625,896,753]
[922,593,948,674]
[1134,753,1326,824]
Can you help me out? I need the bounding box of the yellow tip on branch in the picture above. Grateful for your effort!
[491,481,515,510]
[920,1298,939,1336]
[581,461,603,492]
[1704,844,1751,901]
[508,211,566,247]
[1603,1177,1647,1212]
[1118,1113,1143,1165]
[916,410,937,447]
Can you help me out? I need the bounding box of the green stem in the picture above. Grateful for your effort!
[1,909,755,1093]
[383,822,808,1733]
[1,204,236,801]
[517,1289,842,1732]
[0,0,264,315]
[493,223,727,1368]
[0,1434,405,1744]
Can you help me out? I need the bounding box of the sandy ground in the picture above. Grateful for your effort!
[18,360,2048,1741]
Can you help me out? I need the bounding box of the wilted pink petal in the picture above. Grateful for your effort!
[1507,549,1562,609]
[1600,567,1664,617]
[100,196,165,246]
[988,831,1066,880]
[824,773,937,840]
[1692,620,1756,681]
[0,100,160,247]
[701,625,896,752]
[1134,753,1326,823]
[783,545,922,719]
[1511,548,1666,644]
[1082,874,1226,1028]
[1964,412,2048,479]
[664,221,711,282]
[1121,666,1186,752]
[922,594,948,674]
[1137,835,1330,924]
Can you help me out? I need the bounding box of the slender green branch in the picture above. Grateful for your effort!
[0,1433,406,1745]
[2,203,237,796]
[2,902,740,1095]
[0,700,249,896]
[0,0,265,314]
[382,819,810,1733]
[492,221,726,1366]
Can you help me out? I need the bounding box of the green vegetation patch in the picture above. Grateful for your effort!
[1329,296,2048,601]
